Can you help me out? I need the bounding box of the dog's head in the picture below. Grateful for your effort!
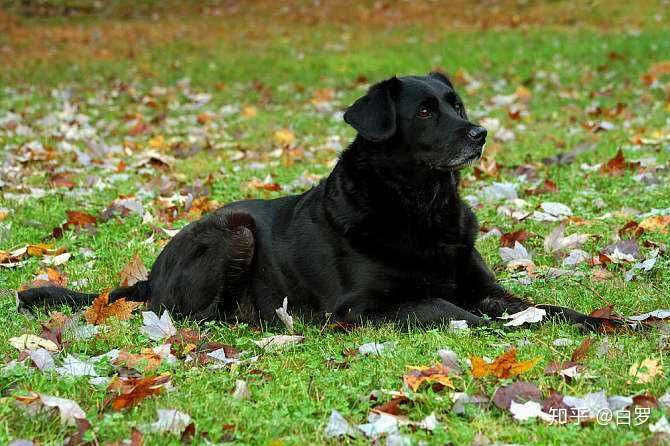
[344,73,486,171]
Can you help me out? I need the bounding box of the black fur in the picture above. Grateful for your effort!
[19,73,613,331]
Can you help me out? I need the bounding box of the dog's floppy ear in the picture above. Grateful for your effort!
[429,71,454,88]
[344,77,399,142]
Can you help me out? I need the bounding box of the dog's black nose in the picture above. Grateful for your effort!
[467,126,487,143]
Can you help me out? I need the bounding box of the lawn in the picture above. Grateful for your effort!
[1,1,670,444]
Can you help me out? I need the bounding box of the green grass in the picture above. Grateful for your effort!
[1,8,670,445]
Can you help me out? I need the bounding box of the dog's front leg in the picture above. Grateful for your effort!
[332,294,489,328]
[464,250,619,331]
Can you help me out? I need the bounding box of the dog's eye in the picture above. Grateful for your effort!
[417,107,432,118]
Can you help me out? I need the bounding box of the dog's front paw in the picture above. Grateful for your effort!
[579,315,630,333]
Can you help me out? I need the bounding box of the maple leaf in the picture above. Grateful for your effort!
[639,215,670,233]
[403,363,454,391]
[470,349,539,379]
[14,392,87,425]
[570,337,594,362]
[373,396,410,415]
[65,210,97,228]
[600,149,640,175]
[106,373,171,411]
[500,229,531,248]
[119,253,148,287]
[629,358,663,384]
[84,292,141,325]
[115,349,163,371]
[273,129,296,146]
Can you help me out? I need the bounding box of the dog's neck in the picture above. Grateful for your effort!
[324,135,464,235]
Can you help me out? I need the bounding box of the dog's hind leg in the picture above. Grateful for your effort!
[146,209,256,321]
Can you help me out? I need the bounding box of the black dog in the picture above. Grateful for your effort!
[19,73,611,330]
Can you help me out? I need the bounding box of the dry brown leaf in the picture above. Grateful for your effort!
[629,358,663,384]
[373,395,410,415]
[106,373,171,411]
[65,210,97,228]
[115,349,162,371]
[500,230,531,248]
[471,349,539,379]
[273,128,296,146]
[600,149,640,175]
[119,254,148,287]
[570,337,594,362]
[84,292,141,325]
[403,363,454,391]
[639,216,670,233]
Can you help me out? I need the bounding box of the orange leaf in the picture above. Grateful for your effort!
[115,349,162,371]
[403,363,454,391]
[84,292,141,325]
[66,210,97,228]
[600,149,640,175]
[106,373,171,410]
[119,253,148,287]
[470,349,539,379]
[639,216,670,233]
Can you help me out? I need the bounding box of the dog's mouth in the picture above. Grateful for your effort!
[434,152,482,171]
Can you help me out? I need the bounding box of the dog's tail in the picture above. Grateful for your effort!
[17,280,151,311]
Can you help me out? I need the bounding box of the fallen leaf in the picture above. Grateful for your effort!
[119,253,148,286]
[437,349,463,374]
[499,307,546,327]
[29,348,55,371]
[492,381,541,410]
[115,349,163,371]
[500,230,531,248]
[639,216,670,233]
[510,400,554,422]
[274,297,294,332]
[9,334,59,352]
[107,373,171,410]
[403,363,454,391]
[273,129,296,146]
[324,410,359,438]
[149,409,191,435]
[357,412,399,438]
[544,224,588,253]
[358,341,395,356]
[84,292,141,325]
[253,335,304,350]
[56,355,98,378]
[629,358,663,384]
[649,416,670,435]
[471,349,539,379]
[232,380,251,400]
[600,149,640,175]
[14,392,86,424]
[141,311,177,340]
[373,396,410,416]
[571,337,595,362]
[65,211,97,229]
[499,242,534,271]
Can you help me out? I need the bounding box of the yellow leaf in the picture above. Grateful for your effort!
[9,334,59,352]
[639,216,670,233]
[242,106,258,118]
[273,129,296,146]
[515,86,532,103]
[470,348,539,379]
[629,358,663,384]
[403,363,454,391]
[148,135,165,149]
